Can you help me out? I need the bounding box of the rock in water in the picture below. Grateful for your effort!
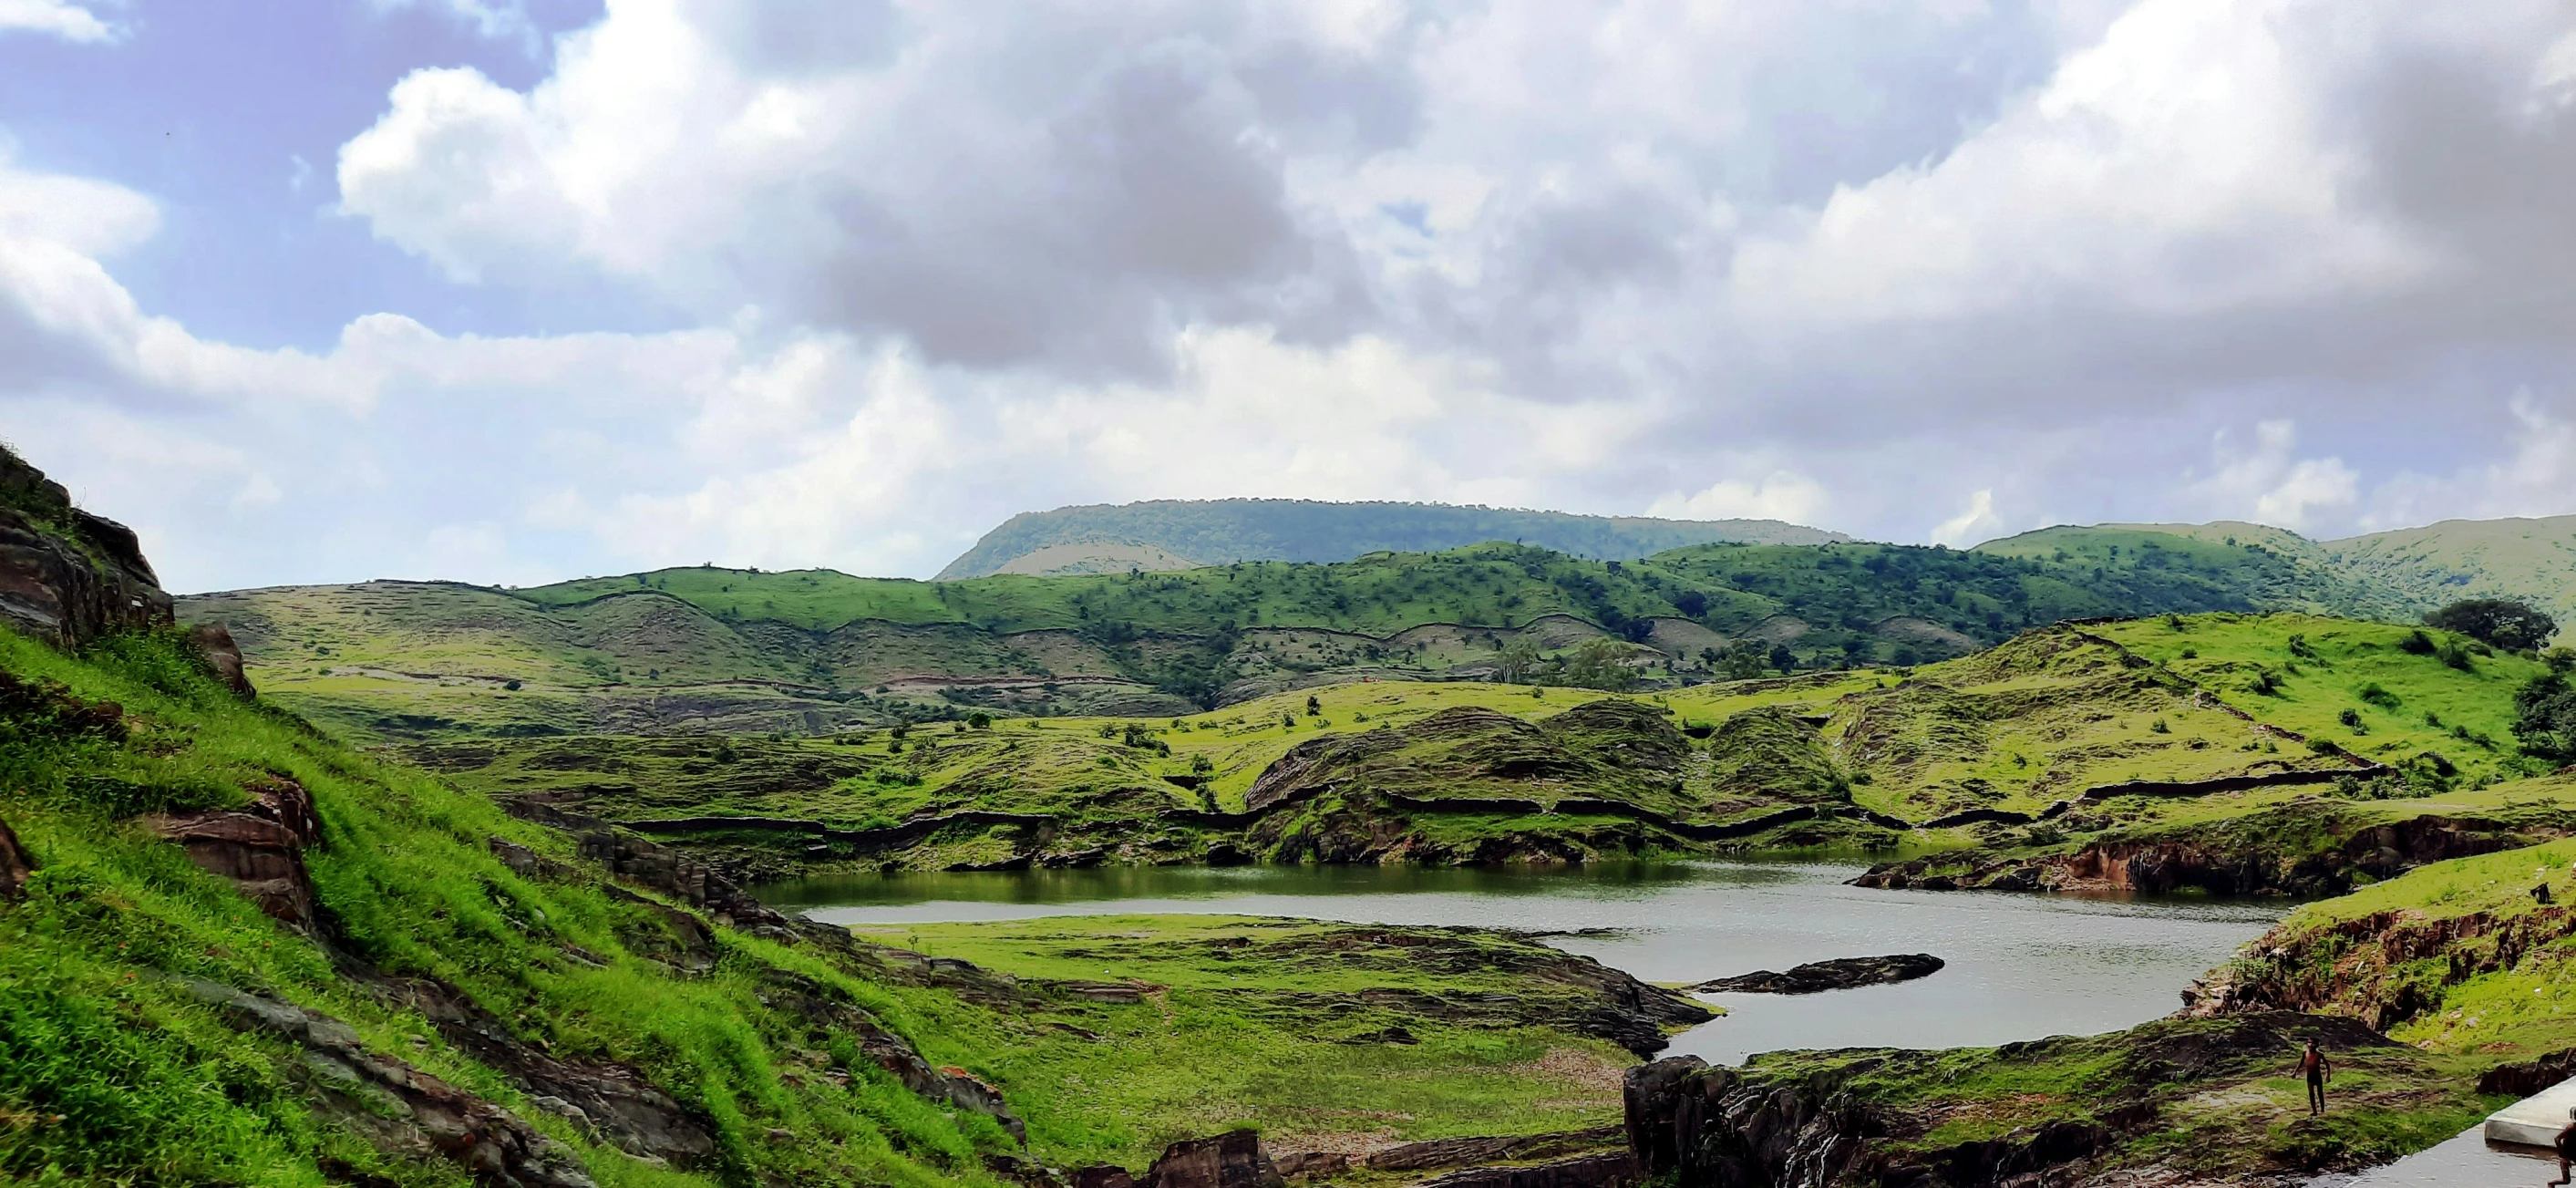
[1692,953,1943,994]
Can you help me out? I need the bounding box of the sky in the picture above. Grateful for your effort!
[5,0,2576,594]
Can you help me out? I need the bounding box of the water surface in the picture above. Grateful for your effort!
[764,860,2285,1065]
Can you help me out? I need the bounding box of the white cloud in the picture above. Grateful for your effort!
[2183,420,2359,532]
[362,0,539,50]
[1929,490,2001,548]
[0,0,118,43]
[1648,470,1829,525]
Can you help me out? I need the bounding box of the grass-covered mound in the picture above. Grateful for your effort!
[849,915,1705,1168]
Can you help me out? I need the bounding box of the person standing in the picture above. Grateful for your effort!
[2297,1041,2334,1115]
[2551,1106,2576,1188]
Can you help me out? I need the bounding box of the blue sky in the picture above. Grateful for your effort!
[5,0,2576,593]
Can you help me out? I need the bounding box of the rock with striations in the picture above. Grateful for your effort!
[1692,953,1943,995]
[145,777,326,929]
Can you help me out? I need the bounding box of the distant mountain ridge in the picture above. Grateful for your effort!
[934,498,1849,579]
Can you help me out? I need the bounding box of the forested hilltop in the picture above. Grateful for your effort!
[933,498,1847,577]
[185,532,2419,743]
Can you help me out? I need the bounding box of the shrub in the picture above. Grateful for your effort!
[2338,708,2363,728]
[2358,682,2398,708]
[2399,629,2437,656]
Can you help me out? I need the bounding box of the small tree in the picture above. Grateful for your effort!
[1767,644,1797,674]
[1495,637,1545,685]
[1562,637,1640,691]
[2425,598,2558,652]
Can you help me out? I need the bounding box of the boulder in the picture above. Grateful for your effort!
[0,815,34,899]
[1692,954,1944,995]
[146,777,325,927]
[188,622,255,697]
[1143,1130,1284,1188]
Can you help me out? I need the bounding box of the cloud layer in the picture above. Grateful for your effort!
[6,0,2576,591]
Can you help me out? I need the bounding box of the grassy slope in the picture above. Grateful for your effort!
[0,627,1019,1188]
[2324,514,2576,625]
[2090,612,2545,787]
[861,915,1644,1166]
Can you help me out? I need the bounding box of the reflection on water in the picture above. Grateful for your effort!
[761,860,2287,1065]
[2322,1125,2551,1187]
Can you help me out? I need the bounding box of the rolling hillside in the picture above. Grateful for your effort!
[933,498,1848,578]
[405,613,2567,877]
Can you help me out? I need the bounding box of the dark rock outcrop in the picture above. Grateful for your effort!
[2478,1047,2576,1096]
[1692,954,1942,995]
[500,797,799,938]
[1416,1152,1638,1188]
[0,815,33,899]
[1363,1126,1626,1172]
[146,777,325,928]
[362,974,717,1168]
[0,445,172,648]
[184,979,597,1188]
[1142,1130,1284,1188]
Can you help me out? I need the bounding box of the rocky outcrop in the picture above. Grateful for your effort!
[1693,954,1942,995]
[146,777,325,928]
[2478,1047,2576,1096]
[0,815,33,899]
[1856,809,2552,896]
[183,978,597,1188]
[2181,900,2576,1028]
[1142,1130,1284,1188]
[0,445,172,648]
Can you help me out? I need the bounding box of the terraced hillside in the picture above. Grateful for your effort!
[407,614,2564,878]
[183,535,2422,744]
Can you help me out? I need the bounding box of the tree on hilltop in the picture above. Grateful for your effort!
[2426,598,2556,652]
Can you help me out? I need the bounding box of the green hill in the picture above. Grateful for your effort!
[933,499,1849,578]
[1978,515,2576,628]
[2324,514,2576,624]
[186,538,2420,743]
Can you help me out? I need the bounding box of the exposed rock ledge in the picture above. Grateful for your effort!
[1691,954,1942,995]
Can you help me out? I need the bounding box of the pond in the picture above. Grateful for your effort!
[762,860,2286,1064]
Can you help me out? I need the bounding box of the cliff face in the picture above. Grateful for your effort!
[0,445,172,647]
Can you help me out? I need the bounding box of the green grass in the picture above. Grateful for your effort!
[0,626,1023,1188]
[854,916,1645,1166]
[2093,612,2548,787]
